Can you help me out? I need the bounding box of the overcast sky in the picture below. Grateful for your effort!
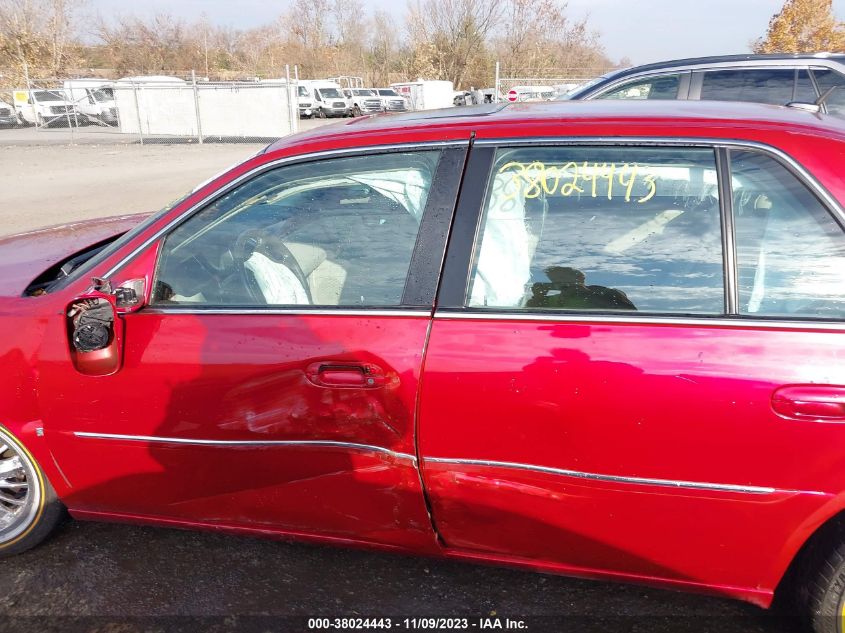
[86,0,845,65]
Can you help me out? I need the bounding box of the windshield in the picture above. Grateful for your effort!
[298,86,309,97]
[318,88,342,99]
[378,90,399,97]
[92,88,113,102]
[33,91,65,102]
[353,89,376,96]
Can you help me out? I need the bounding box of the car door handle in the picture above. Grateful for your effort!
[305,362,385,389]
[772,386,845,421]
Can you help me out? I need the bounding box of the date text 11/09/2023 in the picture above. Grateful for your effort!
[307,617,528,630]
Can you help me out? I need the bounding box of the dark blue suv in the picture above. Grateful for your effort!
[562,53,845,115]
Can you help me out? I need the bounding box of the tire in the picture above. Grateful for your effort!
[352,105,362,117]
[317,108,326,119]
[0,427,63,557]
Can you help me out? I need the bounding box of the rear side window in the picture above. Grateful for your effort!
[731,151,845,319]
[700,69,796,105]
[467,147,724,314]
[598,75,680,100]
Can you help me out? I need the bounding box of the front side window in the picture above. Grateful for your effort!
[468,147,724,314]
[700,69,795,105]
[598,75,680,100]
[732,151,845,318]
[154,151,441,307]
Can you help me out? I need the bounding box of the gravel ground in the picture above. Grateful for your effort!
[0,519,800,633]
[0,118,333,237]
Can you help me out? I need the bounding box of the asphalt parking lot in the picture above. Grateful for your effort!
[0,518,799,633]
[0,121,804,633]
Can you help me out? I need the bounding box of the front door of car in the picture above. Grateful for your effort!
[39,145,466,550]
[418,143,845,594]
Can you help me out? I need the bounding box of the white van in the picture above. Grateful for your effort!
[303,81,350,118]
[12,89,79,126]
[297,85,316,118]
[63,79,117,125]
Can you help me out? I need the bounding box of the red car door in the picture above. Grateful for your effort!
[38,145,466,551]
[419,142,845,603]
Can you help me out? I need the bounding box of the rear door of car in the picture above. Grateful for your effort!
[418,139,845,595]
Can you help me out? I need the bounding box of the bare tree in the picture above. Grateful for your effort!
[494,0,609,78]
[0,0,82,82]
[406,0,504,88]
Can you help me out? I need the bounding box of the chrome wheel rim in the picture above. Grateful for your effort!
[0,431,40,543]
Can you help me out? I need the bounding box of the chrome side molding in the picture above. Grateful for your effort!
[73,432,417,463]
[423,456,826,496]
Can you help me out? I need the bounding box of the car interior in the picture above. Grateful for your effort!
[153,153,438,307]
[469,151,725,313]
[469,149,845,318]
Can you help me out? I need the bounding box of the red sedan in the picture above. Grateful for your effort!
[2,101,845,631]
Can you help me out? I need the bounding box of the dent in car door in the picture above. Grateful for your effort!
[39,145,467,550]
[418,143,845,601]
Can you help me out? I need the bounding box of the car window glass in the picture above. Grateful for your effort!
[154,151,441,307]
[598,75,680,100]
[811,69,845,116]
[468,147,724,314]
[731,150,845,319]
[700,69,795,105]
[795,69,817,102]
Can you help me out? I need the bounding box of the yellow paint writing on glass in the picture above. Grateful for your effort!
[498,161,657,204]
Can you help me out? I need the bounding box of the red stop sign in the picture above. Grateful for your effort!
[507,89,518,102]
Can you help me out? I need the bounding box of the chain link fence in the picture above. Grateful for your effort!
[0,70,302,145]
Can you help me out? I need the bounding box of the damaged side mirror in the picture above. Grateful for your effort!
[67,294,123,376]
[66,277,145,376]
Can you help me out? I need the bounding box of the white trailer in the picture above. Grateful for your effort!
[389,80,454,111]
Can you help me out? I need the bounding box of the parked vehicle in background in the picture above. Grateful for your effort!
[12,89,78,126]
[63,80,117,126]
[562,53,845,116]
[297,85,315,118]
[480,88,498,103]
[506,85,557,102]
[3,101,845,633]
[303,81,350,118]
[375,88,408,112]
[553,83,580,98]
[342,89,384,116]
[390,81,454,110]
[0,101,17,127]
[453,91,476,106]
